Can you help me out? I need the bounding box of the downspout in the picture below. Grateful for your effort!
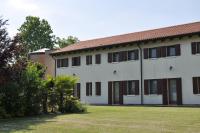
[137,44,143,105]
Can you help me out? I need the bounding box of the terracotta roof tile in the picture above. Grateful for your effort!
[53,22,200,54]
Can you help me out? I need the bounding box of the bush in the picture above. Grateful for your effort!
[64,97,87,113]
[0,107,10,119]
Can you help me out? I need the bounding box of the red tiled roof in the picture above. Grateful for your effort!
[53,22,200,54]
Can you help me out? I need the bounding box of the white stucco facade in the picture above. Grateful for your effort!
[55,35,200,105]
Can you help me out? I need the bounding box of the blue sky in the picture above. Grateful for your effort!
[1,0,200,40]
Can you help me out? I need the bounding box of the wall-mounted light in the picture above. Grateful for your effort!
[113,70,117,74]
[169,66,173,71]
[73,73,76,76]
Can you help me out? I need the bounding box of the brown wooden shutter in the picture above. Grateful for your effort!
[161,46,167,57]
[193,77,198,94]
[57,59,61,68]
[86,83,89,96]
[197,42,200,53]
[157,47,162,58]
[108,53,112,63]
[86,56,89,65]
[95,54,101,64]
[144,48,149,59]
[135,80,139,95]
[123,81,127,95]
[119,81,124,105]
[77,83,81,99]
[176,78,182,105]
[90,83,92,96]
[144,80,149,95]
[96,82,101,96]
[123,51,128,61]
[157,79,162,94]
[108,82,113,104]
[175,44,181,56]
[162,79,168,105]
[135,50,139,60]
[191,42,197,54]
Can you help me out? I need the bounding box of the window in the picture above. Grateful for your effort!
[127,81,136,95]
[73,83,80,99]
[167,46,176,56]
[95,54,101,64]
[144,44,180,59]
[149,80,158,95]
[149,48,157,58]
[86,82,92,96]
[113,52,120,62]
[95,82,101,96]
[193,77,200,94]
[191,42,200,54]
[57,58,68,68]
[86,55,92,65]
[128,50,139,60]
[72,56,81,66]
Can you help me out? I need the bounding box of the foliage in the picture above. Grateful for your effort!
[18,16,55,53]
[56,36,79,48]
[64,97,87,113]
[55,76,78,113]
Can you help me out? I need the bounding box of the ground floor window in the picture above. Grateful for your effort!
[74,83,80,99]
[193,77,200,94]
[86,82,92,96]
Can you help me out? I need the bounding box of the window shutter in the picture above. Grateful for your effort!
[157,47,161,58]
[193,77,198,94]
[86,83,89,96]
[144,80,149,95]
[96,82,101,96]
[135,80,139,95]
[108,53,112,63]
[119,81,124,105]
[135,50,139,60]
[176,78,182,105]
[123,81,127,95]
[78,57,81,66]
[57,59,61,68]
[162,79,168,105]
[95,54,101,64]
[157,79,162,94]
[90,83,92,96]
[123,51,128,61]
[86,56,89,65]
[161,46,167,57]
[175,44,181,56]
[108,82,113,104]
[191,42,197,54]
[143,48,149,59]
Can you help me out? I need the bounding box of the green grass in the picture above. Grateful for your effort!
[0,106,200,133]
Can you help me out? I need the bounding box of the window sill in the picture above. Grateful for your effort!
[194,94,200,96]
[146,94,161,96]
[125,95,138,97]
[71,66,80,68]
[57,67,68,69]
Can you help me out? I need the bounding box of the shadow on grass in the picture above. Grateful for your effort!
[0,112,89,133]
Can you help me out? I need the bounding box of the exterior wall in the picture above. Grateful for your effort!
[29,50,55,77]
[55,35,200,105]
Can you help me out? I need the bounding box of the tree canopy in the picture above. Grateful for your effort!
[56,36,79,48]
[18,16,55,53]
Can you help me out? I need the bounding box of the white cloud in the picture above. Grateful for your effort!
[7,0,39,12]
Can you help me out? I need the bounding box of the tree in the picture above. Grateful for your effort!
[55,76,78,113]
[56,36,79,48]
[18,16,55,53]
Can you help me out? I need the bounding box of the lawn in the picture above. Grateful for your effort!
[0,106,200,133]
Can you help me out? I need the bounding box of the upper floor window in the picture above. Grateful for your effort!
[149,48,157,58]
[193,77,200,94]
[72,56,81,66]
[108,49,139,63]
[86,82,92,96]
[191,42,200,55]
[57,58,68,68]
[144,44,180,59]
[86,55,92,65]
[128,50,139,60]
[95,54,101,64]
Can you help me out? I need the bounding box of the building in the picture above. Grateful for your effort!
[51,22,200,105]
[29,48,56,77]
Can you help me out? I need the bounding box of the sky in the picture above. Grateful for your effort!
[1,0,200,41]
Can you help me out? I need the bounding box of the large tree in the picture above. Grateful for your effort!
[56,36,79,48]
[18,16,55,53]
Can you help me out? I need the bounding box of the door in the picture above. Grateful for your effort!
[168,79,177,104]
[113,82,120,104]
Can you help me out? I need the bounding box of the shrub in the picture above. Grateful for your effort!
[64,97,87,113]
